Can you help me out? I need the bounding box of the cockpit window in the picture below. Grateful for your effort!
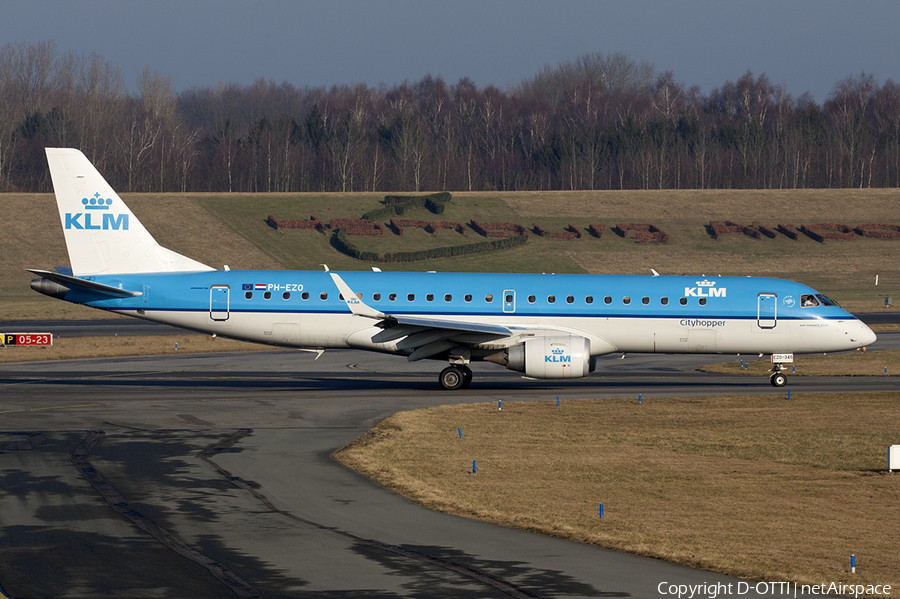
[800,294,820,307]
[816,294,839,307]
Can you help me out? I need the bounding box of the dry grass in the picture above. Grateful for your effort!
[497,188,900,221]
[335,393,900,593]
[701,349,900,377]
[0,334,274,363]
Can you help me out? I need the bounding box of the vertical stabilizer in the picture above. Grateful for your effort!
[45,148,213,275]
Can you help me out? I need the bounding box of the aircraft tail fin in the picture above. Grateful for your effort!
[44,148,213,276]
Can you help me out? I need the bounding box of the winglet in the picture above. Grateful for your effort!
[329,273,385,319]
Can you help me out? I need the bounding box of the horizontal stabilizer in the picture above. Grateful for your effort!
[27,269,142,298]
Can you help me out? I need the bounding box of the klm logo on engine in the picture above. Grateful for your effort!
[545,347,571,363]
[684,279,726,298]
[65,193,129,230]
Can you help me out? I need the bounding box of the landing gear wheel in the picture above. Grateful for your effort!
[460,365,473,389]
[439,366,466,390]
[770,372,787,387]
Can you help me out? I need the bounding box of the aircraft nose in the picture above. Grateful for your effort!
[850,321,877,347]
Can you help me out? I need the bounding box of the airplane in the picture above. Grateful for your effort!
[30,148,877,390]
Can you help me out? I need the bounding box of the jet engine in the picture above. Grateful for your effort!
[487,335,593,379]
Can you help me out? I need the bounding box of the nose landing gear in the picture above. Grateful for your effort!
[770,371,787,387]
[769,361,788,387]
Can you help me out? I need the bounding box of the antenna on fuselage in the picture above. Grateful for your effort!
[650,269,660,276]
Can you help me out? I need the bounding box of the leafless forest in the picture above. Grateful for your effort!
[2,41,899,193]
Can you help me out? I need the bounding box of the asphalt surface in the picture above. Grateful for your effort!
[1,329,898,598]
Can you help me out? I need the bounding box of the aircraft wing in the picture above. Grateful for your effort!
[331,273,511,360]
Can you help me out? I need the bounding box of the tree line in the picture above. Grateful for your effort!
[2,41,899,193]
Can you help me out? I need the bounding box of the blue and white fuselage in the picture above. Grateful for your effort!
[31,149,876,389]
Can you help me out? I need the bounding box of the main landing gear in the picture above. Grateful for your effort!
[439,365,473,390]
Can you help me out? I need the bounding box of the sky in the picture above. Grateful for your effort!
[3,0,899,103]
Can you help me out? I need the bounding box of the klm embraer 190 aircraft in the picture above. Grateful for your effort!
[31,148,876,389]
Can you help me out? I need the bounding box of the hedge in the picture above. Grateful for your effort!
[709,220,761,239]
[855,224,900,239]
[800,223,854,242]
[363,192,452,221]
[334,228,527,262]
[777,224,800,240]
[751,222,778,238]
[267,215,326,232]
[587,224,606,238]
[390,218,466,235]
[614,223,669,243]
[470,220,528,238]
[533,224,582,239]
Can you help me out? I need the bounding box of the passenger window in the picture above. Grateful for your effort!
[373,293,381,301]
[566,295,574,304]
[283,292,290,300]
[699,297,707,306]
[604,296,612,304]
[264,291,272,300]
[320,292,328,300]
[444,294,452,302]
[641,296,649,305]
[464,294,472,302]
[547,295,556,304]
[623,296,631,305]
[585,296,593,304]
[407,293,415,301]
[245,291,253,300]
[801,294,820,307]
[389,293,397,301]
[680,297,687,305]
[426,294,434,302]
[505,294,513,303]
[528,295,536,303]
[485,294,493,303]
[661,297,668,305]
[301,292,309,300]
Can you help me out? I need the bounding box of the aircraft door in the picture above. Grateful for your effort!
[757,293,776,329]
[503,289,516,313]
[210,285,230,321]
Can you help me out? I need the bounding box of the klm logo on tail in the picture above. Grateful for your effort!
[65,193,129,230]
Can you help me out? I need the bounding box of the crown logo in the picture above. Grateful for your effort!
[82,192,112,210]
[551,348,565,354]
[696,280,716,287]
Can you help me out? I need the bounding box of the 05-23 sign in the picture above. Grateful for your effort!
[2,333,53,346]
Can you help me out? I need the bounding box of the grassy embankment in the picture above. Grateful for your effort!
[3,189,899,320]
[335,393,900,594]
